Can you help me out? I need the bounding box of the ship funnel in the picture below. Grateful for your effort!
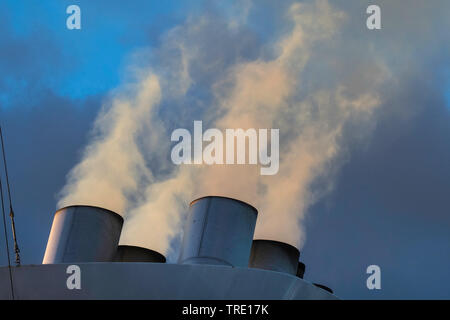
[43,205,123,264]
[249,240,300,275]
[178,196,258,267]
[115,245,166,263]
[297,261,306,278]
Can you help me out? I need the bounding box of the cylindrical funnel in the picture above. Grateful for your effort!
[297,261,306,279]
[43,205,123,264]
[115,245,166,263]
[178,196,258,267]
[249,240,300,275]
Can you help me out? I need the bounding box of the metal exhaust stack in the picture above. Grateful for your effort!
[296,261,306,279]
[115,245,166,263]
[43,205,123,264]
[178,196,258,267]
[249,240,300,275]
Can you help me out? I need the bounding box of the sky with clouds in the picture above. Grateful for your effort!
[0,0,449,299]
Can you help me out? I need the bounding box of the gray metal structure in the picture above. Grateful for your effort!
[115,245,166,263]
[42,205,123,264]
[249,240,300,275]
[178,196,257,267]
[0,263,338,300]
[0,197,337,300]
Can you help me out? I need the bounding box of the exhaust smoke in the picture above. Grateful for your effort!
[57,1,389,259]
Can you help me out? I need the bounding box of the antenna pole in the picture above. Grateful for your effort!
[0,126,20,266]
[0,175,15,299]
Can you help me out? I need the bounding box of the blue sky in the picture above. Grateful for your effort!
[1,0,203,101]
[1,0,450,300]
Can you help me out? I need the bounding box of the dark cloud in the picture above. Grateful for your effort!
[0,9,74,108]
[0,92,101,265]
[293,0,450,299]
[302,65,450,299]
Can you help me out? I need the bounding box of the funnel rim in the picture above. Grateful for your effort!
[189,195,258,214]
[55,205,123,221]
[116,245,166,263]
[252,239,300,256]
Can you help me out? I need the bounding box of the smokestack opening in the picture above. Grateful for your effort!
[248,239,300,275]
[43,205,123,264]
[296,261,306,279]
[313,283,333,294]
[115,245,166,263]
[178,196,258,267]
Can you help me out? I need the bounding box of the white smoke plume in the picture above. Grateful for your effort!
[58,0,391,257]
[58,74,163,213]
